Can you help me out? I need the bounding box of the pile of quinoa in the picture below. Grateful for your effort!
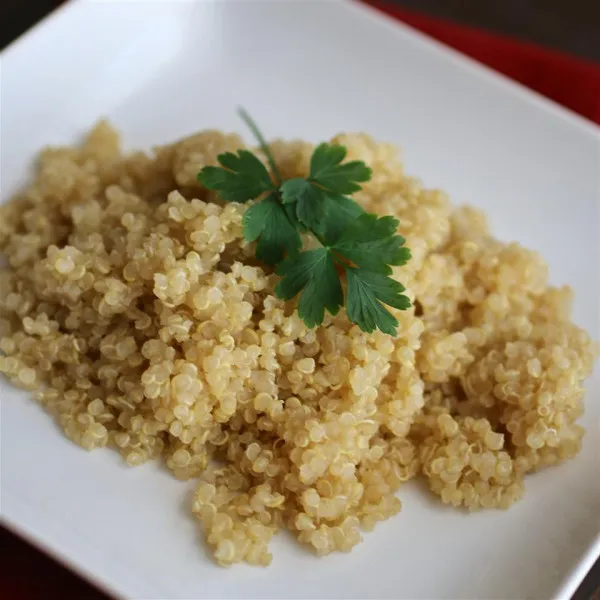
[0,123,596,567]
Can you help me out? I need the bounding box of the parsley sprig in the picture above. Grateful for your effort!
[197,109,411,335]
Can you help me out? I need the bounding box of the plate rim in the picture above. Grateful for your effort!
[1,516,126,600]
[346,0,600,137]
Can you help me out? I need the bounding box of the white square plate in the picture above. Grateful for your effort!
[1,1,599,599]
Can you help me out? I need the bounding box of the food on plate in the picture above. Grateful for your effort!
[0,113,596,567]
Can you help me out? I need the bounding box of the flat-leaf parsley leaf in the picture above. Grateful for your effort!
[345,268,411,335]
[243,194,302,265]
[332,213,411,274]
[315,194,365,244]
[197,109,412,336]
[275,248,343,328]
[280,178,325,230]
[278,144,371,232]
[198,150,274,203]
[309,143,372,194]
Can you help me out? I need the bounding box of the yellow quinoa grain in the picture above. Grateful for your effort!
[0,122,596,568]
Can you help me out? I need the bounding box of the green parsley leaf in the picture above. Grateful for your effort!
[243,194,302,265]
[345,268,411,335]
[315,194,365,244]
[283,202,306,232]
[275,248,343,327]
[332,213,411,274]
[197,109,413,337]
[310,143,372,195]
[279,144,371,232]
[280,178,325,230]
[198,150,274,203]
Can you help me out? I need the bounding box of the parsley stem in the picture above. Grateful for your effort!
[238,107,283,186]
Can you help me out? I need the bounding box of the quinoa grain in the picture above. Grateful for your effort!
[0,122,596,566]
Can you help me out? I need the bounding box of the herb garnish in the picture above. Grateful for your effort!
[197,109,411,335]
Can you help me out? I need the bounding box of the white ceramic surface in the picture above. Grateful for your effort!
[1,1,599,599]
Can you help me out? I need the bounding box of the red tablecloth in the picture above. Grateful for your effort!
[369,1,600,124]
[2,4,599,600]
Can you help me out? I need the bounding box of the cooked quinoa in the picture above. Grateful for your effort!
[0,122,596,567]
